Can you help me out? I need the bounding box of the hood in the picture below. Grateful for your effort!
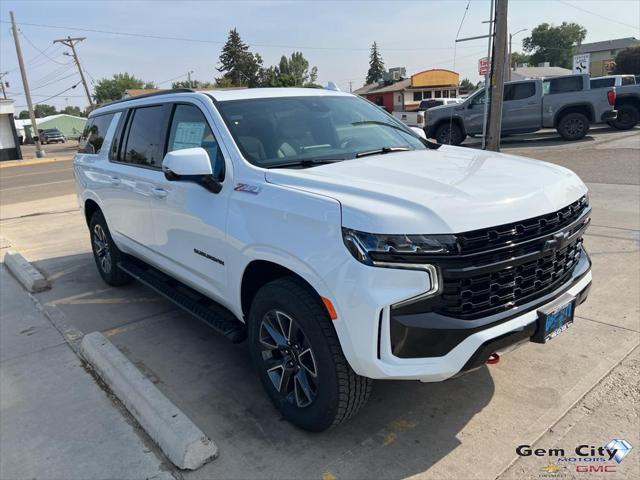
[265,146,587,234]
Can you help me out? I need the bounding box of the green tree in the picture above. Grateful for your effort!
[216,28,263,87]
[267,52,319,87]
[18,110,30,119]
[172,79,216,89]
[510,51,532,67]
[366,41,385,85]
[34,104,57,118]
[93,73,155,104]
[459,78,475,92]
[613,46,640,75]
[61,105,83,116]
[522,22,587,69]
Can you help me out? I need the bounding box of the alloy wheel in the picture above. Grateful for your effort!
[93,224,112,274]
[565,118,584,137]
[259,309,318,408]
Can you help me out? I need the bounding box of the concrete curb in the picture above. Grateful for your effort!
[0,156,73,168]
[80,332,218,470]
[3,250,50,292]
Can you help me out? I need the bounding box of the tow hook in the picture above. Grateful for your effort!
[486,353,500,364]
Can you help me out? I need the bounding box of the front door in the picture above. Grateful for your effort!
[148,102,231,302]
[501,81,540,132]
[465,90,487,134]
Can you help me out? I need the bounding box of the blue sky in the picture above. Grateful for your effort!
[1,0,638,110]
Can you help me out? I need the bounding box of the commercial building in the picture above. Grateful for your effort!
[0,99,22,161]
[577,37,640,76]
[354,68,460,112]
[15,113,87,142]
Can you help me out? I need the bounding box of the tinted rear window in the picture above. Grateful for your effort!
[122,106,168,168]
[78,114,114,154]
[590,78,615,89]
[544,76,583,94]
[504,82,536,101]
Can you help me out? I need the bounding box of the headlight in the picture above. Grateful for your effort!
[342,228,458,265]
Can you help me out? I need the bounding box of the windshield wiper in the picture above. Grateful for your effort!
[266,158,346,169]
[355,146,411,158]
[351,120,413,134]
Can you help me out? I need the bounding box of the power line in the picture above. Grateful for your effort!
[31,71,79,91]
[0,19,491,52]
[27,81,82,106]
[556,0,639,31]
[20,30,68,65]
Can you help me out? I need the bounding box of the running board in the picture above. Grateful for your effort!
[117,259,246,343]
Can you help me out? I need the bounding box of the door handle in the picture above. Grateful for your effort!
[151,187,168,199]
[109,176,121,185]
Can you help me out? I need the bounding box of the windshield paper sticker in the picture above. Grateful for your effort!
[173,122,206,149]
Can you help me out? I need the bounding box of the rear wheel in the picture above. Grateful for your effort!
[434,122,465,145]
[557,112,589,141]
[248,277,372,432]
[611,104,639,130]
[89,210,132,286]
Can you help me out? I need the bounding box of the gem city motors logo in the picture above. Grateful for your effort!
[516,439,633,476]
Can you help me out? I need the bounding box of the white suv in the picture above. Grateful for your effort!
[75,88,592,431]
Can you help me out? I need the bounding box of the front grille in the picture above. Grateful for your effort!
[440,237,584,319]
[392,196,591,320]
[456,195,589,255]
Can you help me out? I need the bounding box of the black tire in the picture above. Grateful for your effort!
[89,210,132,286]
[611,104,639,130]
[557,112,589,141]
[248,277,372,432]
[434,122,466,145]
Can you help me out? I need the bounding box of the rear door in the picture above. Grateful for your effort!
[103,104,171,256]
[148,101,231,301]
[501,81,540,132]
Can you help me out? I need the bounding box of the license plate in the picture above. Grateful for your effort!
[532,294,575,343]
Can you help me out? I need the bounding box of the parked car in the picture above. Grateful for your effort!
[75,88,592,431]
[589,75,636,88]
[591,75,640,130]
[392,98,462,127]
[425,74,616,144]
[38,128,66,144]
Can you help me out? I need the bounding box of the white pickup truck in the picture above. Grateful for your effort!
[75,87,592,431]
[392,98,463,127]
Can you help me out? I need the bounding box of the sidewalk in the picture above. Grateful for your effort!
[0,266,174,480]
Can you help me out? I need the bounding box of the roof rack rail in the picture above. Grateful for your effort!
[99,88,195,108]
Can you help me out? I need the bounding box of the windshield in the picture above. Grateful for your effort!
[44,129,61,134]
[216,95,426,168]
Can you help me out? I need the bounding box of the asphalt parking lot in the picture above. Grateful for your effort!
[1,127,639,479]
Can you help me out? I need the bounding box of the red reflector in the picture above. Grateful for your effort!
[321,297,338,320]
[418,115,424,124]
[607,89,616,106]
[486,353,500,364]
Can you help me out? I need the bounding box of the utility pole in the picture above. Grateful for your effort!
[0,72,8,99]
[54,36,94,108]
[10,11,44,157]
[349,81,353,93]
[485,0,508,151]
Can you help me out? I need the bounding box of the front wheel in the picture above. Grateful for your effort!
[557,112,589,141]
[248,277,372,432]
[434,122,466,145]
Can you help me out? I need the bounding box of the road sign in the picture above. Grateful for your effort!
[573,53,590,74]
[479,57,490,76]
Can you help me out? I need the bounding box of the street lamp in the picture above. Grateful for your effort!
[509,28,528,81]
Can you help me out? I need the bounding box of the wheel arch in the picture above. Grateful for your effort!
[240,259,328,321]
[84,198,102,226]
[554,103,594,126]
[430,116,467,137]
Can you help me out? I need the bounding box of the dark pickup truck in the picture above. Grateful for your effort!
[590,75,640,130]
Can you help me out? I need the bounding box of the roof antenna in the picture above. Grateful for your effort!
[325,81,341,91]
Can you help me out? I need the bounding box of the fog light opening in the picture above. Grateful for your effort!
[486,353,500,365]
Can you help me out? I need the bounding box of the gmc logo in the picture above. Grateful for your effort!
[576,465,617,472]
[543,231,571,251]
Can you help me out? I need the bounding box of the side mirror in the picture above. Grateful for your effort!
[410,126,427,139]
[162,147,222,194]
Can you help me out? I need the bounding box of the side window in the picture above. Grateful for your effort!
[123,105,168,168]
[590,78,614,89]
[78,113,114,154]
[167,104,225,181]
[504,83,536,101]
[470,90,486,106]
[621,76,635,86]
[546,76,583,94]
